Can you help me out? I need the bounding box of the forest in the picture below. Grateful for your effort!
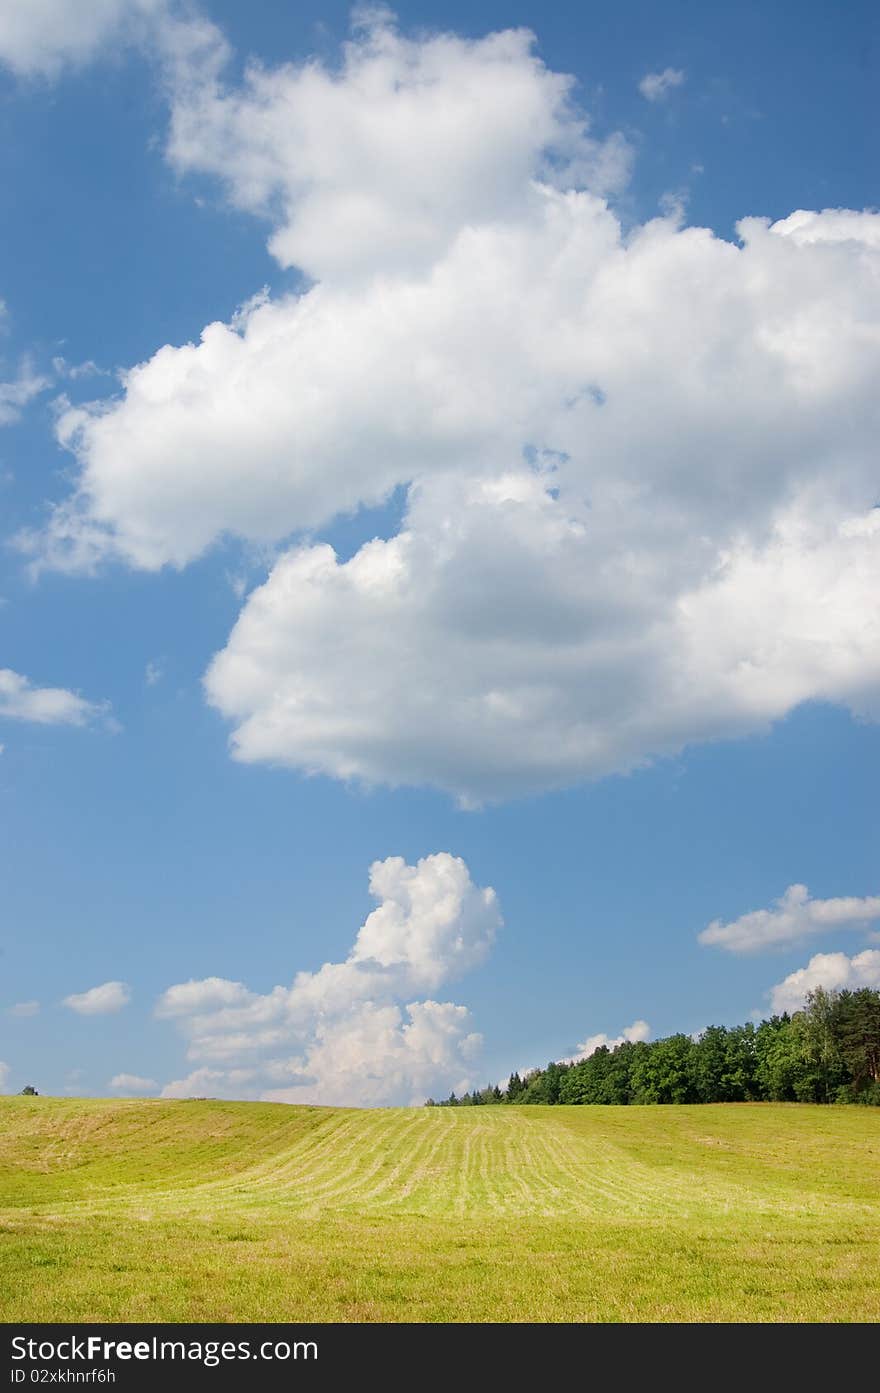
[427,987,880,1108]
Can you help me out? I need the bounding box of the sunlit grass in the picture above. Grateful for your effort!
[1,1097,878,1321]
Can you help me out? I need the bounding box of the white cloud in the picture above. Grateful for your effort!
[0,0,223,80]
[160,1066,253,1100]
[262,999,482,1109]
[145,659,163,685]
[573,1019,650,1060]
[768,950,880,1014]
[109,1072,157,1092]
[0,668,111,727]
[0,363,48,425]
[0,0,139,77]
[155,975,253,1019]
[0,1062,10,1091]
[204,478,880,804]
[52,356,107,382]
[157,852,499,1106]
[8,1000,39,1018]
[23,14,880,802]
[638,67,685,102]
[63,980,131,1015]
[700,884,880,954]
[33,17,630,573]
[167,12,630,282]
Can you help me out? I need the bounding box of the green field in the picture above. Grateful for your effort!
[1,1096,878,1322]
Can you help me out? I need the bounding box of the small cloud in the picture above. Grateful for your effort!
[145,660,163,686]
[0,1061,10,1091]
[155,976,253,1019]
[110,1073,157,1093]
[160,1067,227,1100]
[226,571,248,600]
[63,981,131,1015]
[52,356,108,382]
[8,1000,39,1018]
[659,189,688,222]
[0,667,112,728]
[639,67,686,102]
[0,363,50,426]
[699,885,880,954]
[572,1018,651,1061]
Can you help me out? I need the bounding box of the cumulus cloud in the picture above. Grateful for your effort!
[699,884,880,953]
[63,980,131,1015]
[24,12,880,802]
[205,477,880,804]
[167,12,631,281]
[769,950,880,1014]
[157,853,500,1106]
[109,1072,157,1092]
[573,1019,650,1060]
[34,16,630,572]
[8,1000,40,1018]
[0,1061,10,1091]
[0,668,111,727]
[638,67,685,102]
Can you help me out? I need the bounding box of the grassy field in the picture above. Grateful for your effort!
[1,1096,878,1322]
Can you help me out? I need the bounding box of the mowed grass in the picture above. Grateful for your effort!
[1,1097,878,1322]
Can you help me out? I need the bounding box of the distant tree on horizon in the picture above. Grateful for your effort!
[428,988,880,1108]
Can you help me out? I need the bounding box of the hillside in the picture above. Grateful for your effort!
[1,1097,879,1322]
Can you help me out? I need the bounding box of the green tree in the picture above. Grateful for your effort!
[631,1034,697,1103]
[505,1071,525,1102]
[836,989,880,1094]
[793,988,847,1102]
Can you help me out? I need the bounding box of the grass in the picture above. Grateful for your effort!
[1,1096,878,1321]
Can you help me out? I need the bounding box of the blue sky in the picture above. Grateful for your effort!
[1,0,878,1104]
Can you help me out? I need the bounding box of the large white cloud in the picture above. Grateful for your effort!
[769,950,880,1014]
[700,884,880,954]
[157,852,499,1106]
[204,476,880,803]
[167,10,630,282]
[0,668,110,727]
[23,11,880,800]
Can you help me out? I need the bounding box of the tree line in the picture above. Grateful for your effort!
[426,987,880,1108]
